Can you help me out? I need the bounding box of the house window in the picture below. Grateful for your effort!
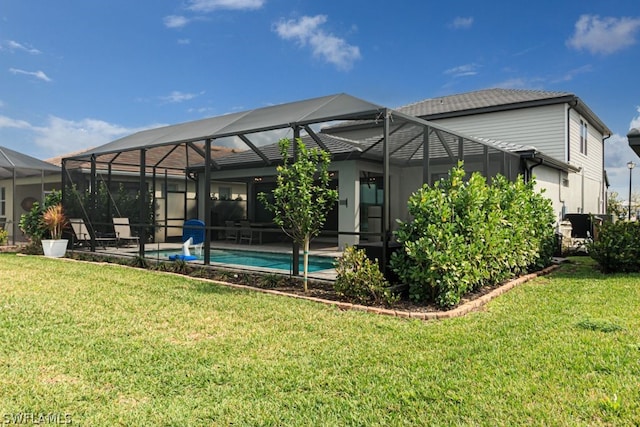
[0,187,5,217]
[580,120,588,155]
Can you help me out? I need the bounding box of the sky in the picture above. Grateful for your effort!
[1,0,639,197]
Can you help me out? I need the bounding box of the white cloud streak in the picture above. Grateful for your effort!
[0,115,32,129]
[187,0,265,12]
[274,15,361,71]
[444,63,479,77]
[567,14,640,55]
[164,15,190,29]
[159,91,204,103]
[449,17,474,30]
[1,40,41,54]
[9,68,52,82]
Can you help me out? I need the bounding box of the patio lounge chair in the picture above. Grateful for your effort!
[112,217,140,247]
[69,218,116,249]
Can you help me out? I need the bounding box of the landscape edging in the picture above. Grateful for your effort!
[38,254,561,321]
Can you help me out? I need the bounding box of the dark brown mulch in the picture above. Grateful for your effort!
[243,274,509,314]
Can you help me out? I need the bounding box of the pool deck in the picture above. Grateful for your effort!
[75,240,342,281]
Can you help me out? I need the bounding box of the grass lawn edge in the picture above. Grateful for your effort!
[30,253,562,321]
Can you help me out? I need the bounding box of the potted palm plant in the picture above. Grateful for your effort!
[41,203,69,257]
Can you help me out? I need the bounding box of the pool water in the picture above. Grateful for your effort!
[147,248,336,273]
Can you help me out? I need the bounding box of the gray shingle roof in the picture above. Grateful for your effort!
[397,88,574,118]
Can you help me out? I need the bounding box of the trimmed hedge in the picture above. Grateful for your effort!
[390,163,555,308]
[588,221,640,273]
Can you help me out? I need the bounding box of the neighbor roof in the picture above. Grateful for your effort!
[0,145,61,179]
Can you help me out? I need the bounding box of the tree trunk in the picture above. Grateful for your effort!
[303,236,310,293]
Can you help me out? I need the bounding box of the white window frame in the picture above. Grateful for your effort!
[580,120,588,155]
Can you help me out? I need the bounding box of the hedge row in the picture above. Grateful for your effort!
[390,163,556,308]
[588,221,640,273]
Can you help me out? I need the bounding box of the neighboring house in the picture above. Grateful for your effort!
[395,88,611,219]
[0,146,61,244]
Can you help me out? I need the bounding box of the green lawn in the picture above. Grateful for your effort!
[1,254,639,426]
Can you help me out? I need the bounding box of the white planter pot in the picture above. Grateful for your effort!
[42,239,69,258]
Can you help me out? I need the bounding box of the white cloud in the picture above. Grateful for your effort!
[187,0,265,12]
[449,17,474,30]
[33,117,137,155]
[164,15,190,28]
[274,15,361,71]
[0,115,32,129]
[444,63,479,77]
[567,14,640,55]
[0,114,164,157]
[552,64,593,83]
[177,38,191,45]
[631,107,640,129]
[159,91,204,103]
[603,107,640,197]
[1,40,41,54]
[9,68,52,82]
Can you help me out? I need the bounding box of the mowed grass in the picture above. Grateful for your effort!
[1,254,639,426]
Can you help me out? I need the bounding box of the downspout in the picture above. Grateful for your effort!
[521,152,543,183]
[602,134,612,214]
[558,169,565,219]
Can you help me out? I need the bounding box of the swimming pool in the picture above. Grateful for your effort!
[147,248,336,273]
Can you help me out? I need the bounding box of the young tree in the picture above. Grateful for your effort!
[258,138,339,292]
[607,191,626,220]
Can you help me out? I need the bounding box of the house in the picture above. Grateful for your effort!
[62,93,529,258]
[61,91,612,271]
[326,88,612,221]
[403,89,612,219]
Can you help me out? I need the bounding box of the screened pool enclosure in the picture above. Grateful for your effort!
[62,93,528,274]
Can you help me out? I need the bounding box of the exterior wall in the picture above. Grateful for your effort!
[0,175,60,243]
[334,161,360,249]
[431,104,567,160]
[431,103,606,216]
[530,165,567,222]
[565,108,606,214]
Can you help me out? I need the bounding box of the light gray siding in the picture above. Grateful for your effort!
[430,104,567,160]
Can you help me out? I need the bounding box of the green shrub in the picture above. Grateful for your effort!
[588,221,640,273]
[19,191,63,242]
[391,163,555,308]
[334,246,399,306]
[0,228,8,245]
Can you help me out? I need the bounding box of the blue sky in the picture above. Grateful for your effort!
[1,0,639,197]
